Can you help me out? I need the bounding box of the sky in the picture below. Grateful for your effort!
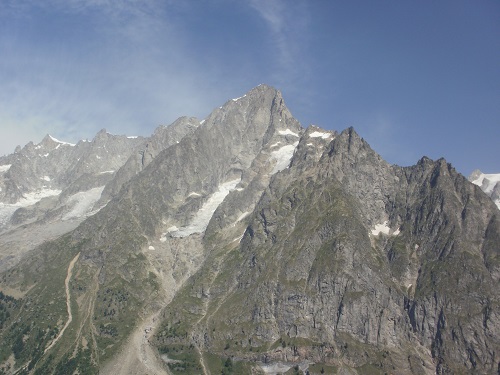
[0,0,498,176]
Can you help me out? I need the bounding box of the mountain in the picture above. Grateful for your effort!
[0,85,498,375]
[469,170,500,209]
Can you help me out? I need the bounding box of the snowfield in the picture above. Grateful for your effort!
[0,164,11,173]
[62,186,105,220]
[166,179,241,238]
[0,188,62,227]
[309,131,333,139]
[270,142,299,174]
[278,129,299,137]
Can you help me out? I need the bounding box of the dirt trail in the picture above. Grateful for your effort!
[44,252,80,354]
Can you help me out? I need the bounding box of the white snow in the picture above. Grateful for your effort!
[148,245,155,250]
[0,188,62,227]
[42,176,51,181]
[471,173,500,194]
[127,136,138,139]
[200,119,206,125]
[370,222,401,236]
[168,178,241,238]
[270,142,299,174]
[371,221,391,236]
[62,186,105,220]
[96,155,101,159]
[49,135,75,146]
[0,164,11,173]
[234,211,250,225]
[0,205,18,227]
[471,172,500,209]
[270,141,281,148]
[232,95,246,101]
[306,143,314,146]
[309,131,332,139]
[278,129,299,137]
[188,192,201,198]
[99,170,115,174]
[18,189,62,206]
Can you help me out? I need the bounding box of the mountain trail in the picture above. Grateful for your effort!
[44,252,80,354]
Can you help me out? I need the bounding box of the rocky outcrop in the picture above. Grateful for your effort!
[155,130,500,374]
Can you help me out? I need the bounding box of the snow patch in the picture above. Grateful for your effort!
[371,221,391,236]
[309,131,332,139]
[270,142,299,174]
[49,135,75,146]
[168,179,241,238]
[232,95,246,101]
[188,192,201,198]
[42,176,51,181]
[0,188,62,227]
[99,170,115,174]
[127,136,138,139]
[0,164,11,173]
[278,129,299,137]
[236,211,250,222]
[18,189,62,206]
[148,246,155,250]
[62,186,105,220]
[270,141,281,148]
[393,228,401,236]
[200,119,206,125]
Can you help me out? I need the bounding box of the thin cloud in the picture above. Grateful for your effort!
[248,0,310,87]
[0,1,221,155]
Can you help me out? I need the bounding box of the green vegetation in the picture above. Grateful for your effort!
[307,363,338,374]
[158,344,202,374]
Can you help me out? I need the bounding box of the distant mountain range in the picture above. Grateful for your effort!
[0,85,498,375]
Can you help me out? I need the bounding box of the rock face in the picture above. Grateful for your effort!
[0,85,498,375]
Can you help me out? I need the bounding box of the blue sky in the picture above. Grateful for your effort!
[0,0,498,175]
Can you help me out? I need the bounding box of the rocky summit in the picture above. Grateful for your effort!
[0,85,498,375]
